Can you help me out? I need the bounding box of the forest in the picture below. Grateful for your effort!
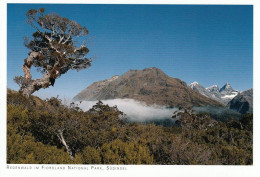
[7,89,253,165]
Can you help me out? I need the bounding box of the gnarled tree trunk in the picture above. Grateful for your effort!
[20,51,60,97]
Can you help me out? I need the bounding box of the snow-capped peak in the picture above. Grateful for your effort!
[189,81,199,89]
[190,81,199,86]
[224,82,232,88]
[206,85,219,93]
[220,82,234,93]
[206,85,218,90]
[225,82,231,87]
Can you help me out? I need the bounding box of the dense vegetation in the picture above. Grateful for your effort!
[7,90,253,165]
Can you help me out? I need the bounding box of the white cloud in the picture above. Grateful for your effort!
[76,99,178,122]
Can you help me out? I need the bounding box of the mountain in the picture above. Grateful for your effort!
[219,83,235,94]
[189,81,212,98]
[206,85,219,93]
[73,75,119,102]
[73,67,223,108]
[227,89,253,114]
[219,83,239,105]
[205,85,224,103]
[189,82,224,104]
[189,82,239,105]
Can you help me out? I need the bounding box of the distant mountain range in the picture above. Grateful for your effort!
[189,82,239,105]
[189,81,253,114]
[73,67,252,114]
[73,67,223,108]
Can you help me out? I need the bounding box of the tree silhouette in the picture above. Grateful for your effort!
[14,8,94,97]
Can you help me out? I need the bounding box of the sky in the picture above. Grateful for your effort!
[7,4,253,99]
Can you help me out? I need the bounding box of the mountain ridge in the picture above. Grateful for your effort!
[189,81,239,105]
[73,67,223,108]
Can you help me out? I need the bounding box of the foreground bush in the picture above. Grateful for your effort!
[7,91,253,165]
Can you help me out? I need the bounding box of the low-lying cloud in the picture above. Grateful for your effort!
[72,99,242,124]
[193,106,242,121]
[75,99,178,122]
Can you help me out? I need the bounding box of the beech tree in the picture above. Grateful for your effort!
[14,8,94,97]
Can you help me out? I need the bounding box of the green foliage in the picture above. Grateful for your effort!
[7,103,80,164]
[100,139,153,164]
[13,76,24,87]
[82,146,101,164]
[16,8,95,98]
[7,104,30,135]
[7,90,36,108]
[240,113,253,131]
[175,110,253,165]
[7,91,253,165]
[7,133,77,164]
[24,8,91,72]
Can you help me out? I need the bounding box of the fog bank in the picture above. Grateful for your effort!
[76,99,178,122]
[73,99,241,124]
[193,106,242,121]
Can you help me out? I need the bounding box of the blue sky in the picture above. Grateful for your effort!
[7,4,253,99]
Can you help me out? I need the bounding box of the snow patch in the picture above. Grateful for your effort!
[108,75,119,82]
[189,81,199,89]
[206,85,218,90]
[221,92,238,99]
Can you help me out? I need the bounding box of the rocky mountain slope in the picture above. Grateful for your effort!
[189,81,212,98]
[189,82,223,103]
[73,75,119,102]
[189,82,239,105]
[73,67,223,108]
[227,89,253,114]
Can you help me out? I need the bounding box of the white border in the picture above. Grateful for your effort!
[1,1,259,177]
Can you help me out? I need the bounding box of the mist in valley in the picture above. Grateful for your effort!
[193,106,242,121]
[75,99,178,123]
[73,98,242,125]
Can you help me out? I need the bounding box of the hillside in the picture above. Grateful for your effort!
[227,89,253,114]
[73,67,223,108]
[7,88,45,107]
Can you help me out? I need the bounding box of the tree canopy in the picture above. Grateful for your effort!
[7,90,253,165]
[14,8,94,97]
